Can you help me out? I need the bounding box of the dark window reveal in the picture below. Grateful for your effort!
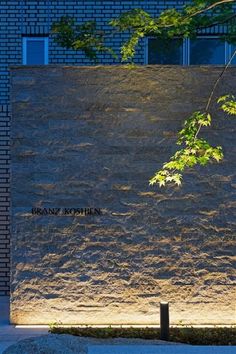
[190,38,225,65]
[23,37,48,65]
[148,38,183,65]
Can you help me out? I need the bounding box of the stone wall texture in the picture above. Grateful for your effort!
[10,66,236,325]
[0,0,194,296]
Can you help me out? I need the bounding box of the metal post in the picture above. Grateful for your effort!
[160,302,169,341]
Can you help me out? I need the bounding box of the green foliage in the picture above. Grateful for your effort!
[149,95,236,187]
[120,31,143,62]
[218,94,236,115]
[52,16,116,61]
[49,325,236,345]
[110,9,161,61]
[110,9,154,31]
[48,321,63,330]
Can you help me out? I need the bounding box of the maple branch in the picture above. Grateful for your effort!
[158,0,236,28]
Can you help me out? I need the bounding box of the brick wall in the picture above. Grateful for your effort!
[0,0,190,295]
[0,105,10,295]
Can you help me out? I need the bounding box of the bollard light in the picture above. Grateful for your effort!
[160,301,169,341]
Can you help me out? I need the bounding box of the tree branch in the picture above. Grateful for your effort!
[188,0,235,18]
[157,0,236,28]
[196,13,236,31]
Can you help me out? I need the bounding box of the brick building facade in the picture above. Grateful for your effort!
[0,1,235,295]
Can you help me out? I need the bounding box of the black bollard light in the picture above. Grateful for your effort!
[160,301,169,341]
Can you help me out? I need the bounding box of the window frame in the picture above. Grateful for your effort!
[22,37,49,65]
[146,36,234,65]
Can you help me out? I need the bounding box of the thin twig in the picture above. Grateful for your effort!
[193,48,236,141]
[206,48,236,111]
[197,13,236,31]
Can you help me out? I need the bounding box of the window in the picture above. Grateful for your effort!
[190,38,226,65]
[23,37,49,65]
[229,44,236,65]
[147,38,184,65]
[147,36,234,65]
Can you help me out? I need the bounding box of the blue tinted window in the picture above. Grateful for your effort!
[230,45,236,64]
[148,38,183,65]
[26,40,45,65]
[190,38,225,64]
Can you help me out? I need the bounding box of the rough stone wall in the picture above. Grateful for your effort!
[0,0,192,296]
[11,66,236,325]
